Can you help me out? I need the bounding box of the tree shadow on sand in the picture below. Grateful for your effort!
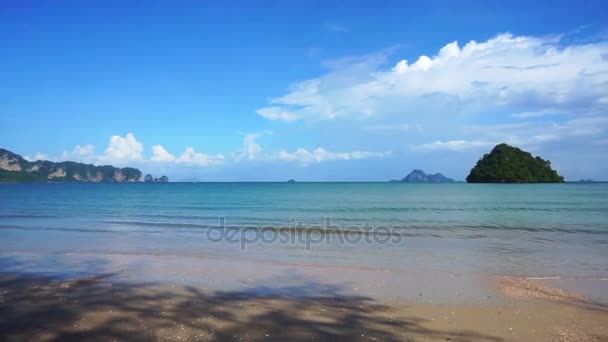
[0,271,507,342]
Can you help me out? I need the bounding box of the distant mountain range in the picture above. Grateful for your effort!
[0,148,141,182]
[390,169,455,183]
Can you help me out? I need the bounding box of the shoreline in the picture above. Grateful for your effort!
[2,250,608,304]
[1,252,608,341]
[1,271,607,341]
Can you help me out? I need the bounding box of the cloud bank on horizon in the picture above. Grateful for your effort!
[27,132,391,169]
[24,32,608,181]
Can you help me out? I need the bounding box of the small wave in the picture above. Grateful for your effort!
[0,224,167,235]
[524,276,561,280]
[0,214,60,218]
[103,220,210,229]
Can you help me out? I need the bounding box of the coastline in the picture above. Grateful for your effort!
[1,253,608,341]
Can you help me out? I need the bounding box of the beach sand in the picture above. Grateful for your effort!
[1,267,607,341]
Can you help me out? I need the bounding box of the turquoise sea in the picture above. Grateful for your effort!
[0,182,607,290]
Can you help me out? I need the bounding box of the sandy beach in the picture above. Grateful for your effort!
[1,183,607,341]
[1,254,608,341]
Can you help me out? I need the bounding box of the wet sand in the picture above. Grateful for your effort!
[1,268,608,341]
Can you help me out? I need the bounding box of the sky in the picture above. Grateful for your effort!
[1,0,607,181]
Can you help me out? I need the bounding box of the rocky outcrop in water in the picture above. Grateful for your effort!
[0,148,141,182]
[391,169,455,183]
[144,174,169,183]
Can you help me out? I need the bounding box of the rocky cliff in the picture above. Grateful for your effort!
[0,148,141,182]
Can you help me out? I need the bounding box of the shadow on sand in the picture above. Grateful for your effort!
[0,271,506,342]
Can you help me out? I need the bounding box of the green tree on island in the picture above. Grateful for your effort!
[466,144,564,183]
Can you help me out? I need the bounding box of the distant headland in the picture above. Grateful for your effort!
[0,148,142,183]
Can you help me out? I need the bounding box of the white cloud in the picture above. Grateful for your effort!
[24,153,52,162]
[31,131,389,177]
[175,147,225,167]
[61,144,96,163]
[256,107,299,121]
[466,116,608,147]
[236,131,271,161]
[274,148,391,165]
[99,133,143,163]
[511,109,568,119]
[411,140,491,152]
[413,116,608,153]
[229,131,389,165]
[150,145,224,167]
[150,145,175,162]
[257,33,608,122]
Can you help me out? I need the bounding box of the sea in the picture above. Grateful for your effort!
[1,182,607,301]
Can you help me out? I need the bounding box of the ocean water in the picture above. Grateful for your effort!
[0,182,607,282]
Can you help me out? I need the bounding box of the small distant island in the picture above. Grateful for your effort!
[390,169,455,183]
[466,143,564,183]
[287,179,296,183]
[0,148,141,183]
[145,174,169,183]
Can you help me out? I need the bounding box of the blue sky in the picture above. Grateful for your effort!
[1,0,607,181]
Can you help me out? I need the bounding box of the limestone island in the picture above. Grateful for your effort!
[390,169,455,183]
[145,174,169,183]
[466,143,564,183]
[0,148,142,182]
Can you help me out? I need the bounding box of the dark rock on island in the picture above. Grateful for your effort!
[391,169,455,183]
[0,148,141,182]
[144,174,169,183]
[466,143,564,183]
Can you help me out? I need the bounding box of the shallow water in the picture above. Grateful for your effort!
[0,182,607,282]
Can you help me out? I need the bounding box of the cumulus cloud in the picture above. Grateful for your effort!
[229,131,389,165]
[47,131,388,171]
[257,33,608,122]
[150,145,175,162]
[231,131,275,162]
[150,145,224,167]
[174,147,225,167]
[61,144,96,163]
[99,133,143,163]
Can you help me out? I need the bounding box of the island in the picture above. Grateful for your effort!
[0,148,142,182]
[287,179,296,183]
[145,174,169,183]
[390,169,455,183]
[466,143,564,183]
